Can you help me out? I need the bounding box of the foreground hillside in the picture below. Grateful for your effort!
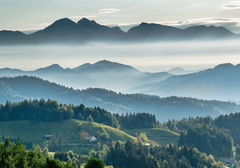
[0,119,136,154]
[0,76,239,121]
[0,119,134,143]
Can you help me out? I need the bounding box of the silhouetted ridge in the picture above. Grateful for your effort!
[184,25,234,37]
[213,63,235,70]
[77,18,101,29]
[0,30,35,44]
[1,18,238,44]
[127,22,183,39]
[29,18,79,41]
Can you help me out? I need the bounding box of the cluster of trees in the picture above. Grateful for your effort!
[54,151,89,166]
[178,123,233,157]
[164,116,213,131]
[1,134,33,150]
[113,112,156,129]
[0,138,77,168]
[164,112,240,158]
[48,132,63,152]
[0,99,74,122]
[72,105,119,129]
[0,99,120,128]
[105,141,224,168]
[214,112,240,146]
[150,143,225,168]
[0,99,159,130]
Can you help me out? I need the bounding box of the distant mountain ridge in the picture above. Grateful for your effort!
[0,75,239,122]
[73,60,140,73]
[0,60,172,92]
[0,17,238,44]
[135,63,240,101]
[0,30,35,44]
[2,60,240,102]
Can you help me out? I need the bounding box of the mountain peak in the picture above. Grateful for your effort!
[34,64,64,73]
[49,18,77,27]
[214,63,235,69]
[39,18,77,33]
[77,18,99,27]
[78,17,91,23]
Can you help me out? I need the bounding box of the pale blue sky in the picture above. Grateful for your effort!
[0,0,240,33]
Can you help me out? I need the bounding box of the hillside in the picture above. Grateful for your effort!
[124,128,179,146]
[0,76,239,122]
[0,119,135,145]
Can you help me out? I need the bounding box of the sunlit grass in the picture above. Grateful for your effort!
[124,128,179,146]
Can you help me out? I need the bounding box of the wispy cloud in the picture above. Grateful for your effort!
[39,22,51,27]
[223,1,240,9]
[98,8,122,14]
[70,15,96,19]
[158,18,240,27]
[155,18,240,34]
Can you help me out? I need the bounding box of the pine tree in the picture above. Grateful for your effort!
[50,132,58,152]
[58,132,63,151]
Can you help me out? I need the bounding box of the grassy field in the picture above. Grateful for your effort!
[124,128,180,146]
[0,119,178,152]
[0,119,135,144]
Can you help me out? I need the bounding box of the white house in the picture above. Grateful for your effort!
[89,136,97,142]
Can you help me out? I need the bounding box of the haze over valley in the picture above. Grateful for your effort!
[1,2,240,166]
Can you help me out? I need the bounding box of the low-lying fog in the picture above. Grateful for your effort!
[1,39,240,72]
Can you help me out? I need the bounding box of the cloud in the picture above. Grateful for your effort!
[98,8,122,14]
[223,1,240,9]
[70,15,96,19]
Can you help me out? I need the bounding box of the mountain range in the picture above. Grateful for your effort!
[132,63,240,101]
[1,60,240,102]
[0,60,172,91]
[0,18,238,44]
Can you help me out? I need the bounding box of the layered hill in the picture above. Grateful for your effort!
[135,63,240,101]
[0,60,172,92]
[0,75,239,121]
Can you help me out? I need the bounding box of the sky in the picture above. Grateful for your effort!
[0,0,240,33]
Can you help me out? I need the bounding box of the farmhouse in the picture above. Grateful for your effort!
[89,135,97,142]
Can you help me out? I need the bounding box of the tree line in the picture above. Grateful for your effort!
[0,138,78,168]
[104,141,224,168]
[0,99,157,130]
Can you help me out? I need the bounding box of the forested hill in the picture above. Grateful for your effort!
[165,111,240,157]
[0,76,240,121]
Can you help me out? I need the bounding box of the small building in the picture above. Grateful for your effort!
[145,143,150,148]
[89,135,97,142]
[44,135,52,140]
[224,159,236,167]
